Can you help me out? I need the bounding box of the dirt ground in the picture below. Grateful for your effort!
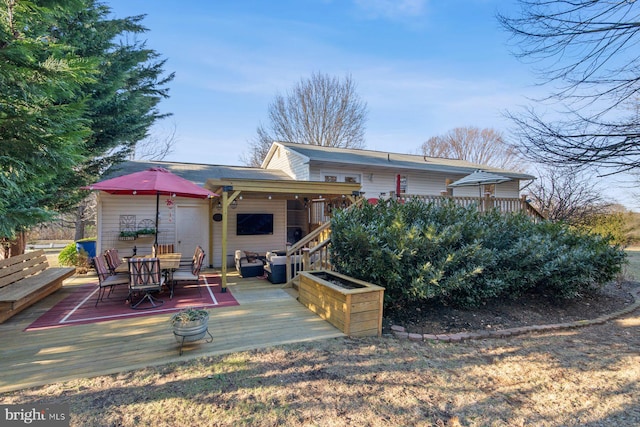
[384,280,639,335]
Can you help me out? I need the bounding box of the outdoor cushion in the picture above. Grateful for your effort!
[235,250,264,278]
[93,254,129,307]
[265,254,303,284]
[243,250,259,263]
[104,248,122,274]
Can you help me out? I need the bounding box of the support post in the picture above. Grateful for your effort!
[221,190,228,292]
[208,197,214,268]
[220,187,239,293]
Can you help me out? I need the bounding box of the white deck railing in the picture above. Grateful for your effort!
[399,194,544,219]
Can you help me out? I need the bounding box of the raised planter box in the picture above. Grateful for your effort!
[298,270,385,337]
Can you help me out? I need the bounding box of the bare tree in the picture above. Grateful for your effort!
[420,127,525,171]
[498,1,640,175]
[243,72,368,166]
[132,121,177,161]
[240,127,273,168]
[528,167,611,225]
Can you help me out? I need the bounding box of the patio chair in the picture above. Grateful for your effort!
[93,254,129,307]
[171,248,205,299]
[154,244,174,255]
[104,248,126,275]
[178,245,204,269]
[128,257,165,309]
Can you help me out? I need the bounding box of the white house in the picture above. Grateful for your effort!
[262,142,532,199]
[93,142,536,276]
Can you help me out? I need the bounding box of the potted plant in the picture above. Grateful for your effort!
[136,227,156,237]
[170,307,210,344]
[118,230,137,241]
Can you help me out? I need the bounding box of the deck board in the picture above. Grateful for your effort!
[0,270,344,393]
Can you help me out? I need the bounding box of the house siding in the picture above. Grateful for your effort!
[97,193,208,256]
[363,170,450,198]
[97,193,160,256]
[212,198,287,268]
[496,180,521,198]
[306,165,522,199]
[97,194,288,268]
[264,144,310,180]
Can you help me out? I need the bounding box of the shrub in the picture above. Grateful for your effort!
[58,242,90,271]
[579,211,630,246]
[331,199,625,308]
[58,243,79,267]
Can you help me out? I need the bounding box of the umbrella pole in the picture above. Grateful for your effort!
[154,192,160,249]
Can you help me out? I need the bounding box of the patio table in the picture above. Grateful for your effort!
[154,253,182,270]
[147,253,182,297]
[114,254,183,306]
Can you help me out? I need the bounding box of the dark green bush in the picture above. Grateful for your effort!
[331,199,625,308]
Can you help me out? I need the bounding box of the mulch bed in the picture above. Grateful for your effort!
[383,280,640,335]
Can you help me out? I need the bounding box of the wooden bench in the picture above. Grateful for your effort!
[0,250,75,323]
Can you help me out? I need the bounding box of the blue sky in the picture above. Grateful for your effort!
[106,0,533,161]
[105,0,637,209]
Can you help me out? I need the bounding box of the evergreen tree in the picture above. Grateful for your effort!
[0,0,173,246]
[0,0,95,241]
[44,0,174,214]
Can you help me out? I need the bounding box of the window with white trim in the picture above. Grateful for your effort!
[321,171,361,183]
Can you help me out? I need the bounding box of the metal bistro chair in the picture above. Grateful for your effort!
[128,257,165,309]
[93,255,129,307]
[171,248,205,299]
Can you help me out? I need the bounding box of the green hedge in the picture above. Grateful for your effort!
[330,199,626,308]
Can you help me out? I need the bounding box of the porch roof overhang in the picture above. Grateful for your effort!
[204,178,362,198]
[204,178,362,291]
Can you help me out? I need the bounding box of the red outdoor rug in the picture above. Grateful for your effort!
[25,274,238,331]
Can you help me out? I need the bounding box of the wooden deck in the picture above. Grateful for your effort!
[0,270,344,393]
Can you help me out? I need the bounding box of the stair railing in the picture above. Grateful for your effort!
[285,221,331,285]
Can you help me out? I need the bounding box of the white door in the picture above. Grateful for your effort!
[176,204,208,262]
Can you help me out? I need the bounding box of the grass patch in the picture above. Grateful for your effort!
[3,317,640,426]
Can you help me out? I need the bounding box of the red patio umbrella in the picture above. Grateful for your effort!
[85,167,217,246]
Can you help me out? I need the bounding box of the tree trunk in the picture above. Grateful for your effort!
[74,204,86,241]
[0,231,26,259]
